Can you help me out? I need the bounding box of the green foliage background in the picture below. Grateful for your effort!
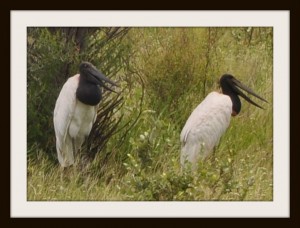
[27,27,273,201]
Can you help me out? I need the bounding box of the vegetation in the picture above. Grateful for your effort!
[27,27,273,201]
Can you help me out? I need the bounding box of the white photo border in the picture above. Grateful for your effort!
[11,10,290,218]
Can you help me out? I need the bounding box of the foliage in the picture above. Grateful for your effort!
[27,27,273,201]
[27,27,131,157]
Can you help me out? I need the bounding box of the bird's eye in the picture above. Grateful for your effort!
[84,64,88,68]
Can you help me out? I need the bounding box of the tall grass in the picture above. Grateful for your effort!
[27,27,273,201]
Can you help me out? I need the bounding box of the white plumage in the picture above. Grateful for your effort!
[53,62,117,167]
[180,92,232,168]
[180,74,267,169]
[54,74,98,167]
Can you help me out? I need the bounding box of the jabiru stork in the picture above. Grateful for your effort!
[53,62,118,167]
[180,74,267,169]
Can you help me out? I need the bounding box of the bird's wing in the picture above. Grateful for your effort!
[180,92,232,145]
[180,101,206,145]
[53,74,79,153]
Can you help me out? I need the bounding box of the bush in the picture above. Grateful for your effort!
[27,28,132,157]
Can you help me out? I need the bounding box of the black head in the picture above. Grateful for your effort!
[76,62,119,106]
[79,62,118,92]
[220,74,268,116]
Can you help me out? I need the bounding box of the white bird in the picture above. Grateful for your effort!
[53,62,118,167]
[180,74,267,169]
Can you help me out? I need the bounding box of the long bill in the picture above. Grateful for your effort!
[91,68,119,93]
[231,78,268,109]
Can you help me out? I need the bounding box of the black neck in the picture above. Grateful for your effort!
[221,80,241,115]
[229,94,241,115]
[76,76,101,106]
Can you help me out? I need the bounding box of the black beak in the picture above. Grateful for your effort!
[231,78,268,109]
[90,68,119,93]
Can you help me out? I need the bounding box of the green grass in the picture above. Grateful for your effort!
[28,102,272,201]
[27,27,273,201]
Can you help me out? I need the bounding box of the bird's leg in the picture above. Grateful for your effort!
[72,138,77,160]
[75,136,85,155]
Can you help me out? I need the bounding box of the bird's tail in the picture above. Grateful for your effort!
[181,141,209,170]
[181,143,200,169]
